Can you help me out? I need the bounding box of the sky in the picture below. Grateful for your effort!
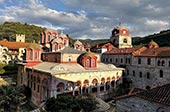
[0,0,170,39]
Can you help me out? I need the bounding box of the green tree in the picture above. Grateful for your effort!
[77,94,98,112]
[45,94,98,112]
[0,85,26,112]
[0,85,13,111]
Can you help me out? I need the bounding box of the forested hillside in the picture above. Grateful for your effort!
[132,29,170,47]
[0,22,45,42]
[0,22,170,47]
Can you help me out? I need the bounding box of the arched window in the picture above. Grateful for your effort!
[160,70,163,78]
[157,60,160,66]
[138,58,141,64]
[162,60,165,66]
[68,56,72,62]
[146,85,151,90]
[139,72,142,78]
[91,58,96,67]
[54,44,58,51]
[147,58,151,65]
[48,34,51,41]
[133,70,135,76]
[121,58,123,63]
[126,70,129,75]
[57,82,65,92]
[92,79,98,86]
[86,59,90,67]
[123,38,127,43]
[83,80,89,87]
[147,72,150,79]
[29,49,33,60]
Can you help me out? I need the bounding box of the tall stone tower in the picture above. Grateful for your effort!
[110,25,132,48]
[16,34,25,42]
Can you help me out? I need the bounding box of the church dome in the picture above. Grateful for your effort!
[27,43,42,49]
[148,40,159,48]
[74,40,82,45]
[82,51,96,58]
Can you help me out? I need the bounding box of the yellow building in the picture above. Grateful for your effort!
[17,47,124,106]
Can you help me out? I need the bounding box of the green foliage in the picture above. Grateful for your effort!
[3,63,18,72]
[132,29,170,47]
[0,85,26,111]
[0,64,6,74]
[45,94,98,112]
[77,94,98,112]
[0,21,45,42]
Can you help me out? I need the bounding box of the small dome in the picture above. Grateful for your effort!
[149,40,159,48]
[45,28,57,33]
[74,40,82,45]
[82,51,96,58]
[59,33,67,38]
[27,43,42,49]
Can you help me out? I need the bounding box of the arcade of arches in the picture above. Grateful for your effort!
[51,75,121,98]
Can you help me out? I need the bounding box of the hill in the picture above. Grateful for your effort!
[0,22,45,42]
[0,22,170,47]
[132,29,170,47]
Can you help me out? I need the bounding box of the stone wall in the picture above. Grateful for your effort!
[126,56,170,89]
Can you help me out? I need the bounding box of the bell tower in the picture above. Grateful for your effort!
[16,34,25,42]
[110,24,132,48]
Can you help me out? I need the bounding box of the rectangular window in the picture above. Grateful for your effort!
[35,52,38,59]
[128,58,131,64]
[37,85,40,92]
[106,58,108,62]
[33,83,36,91]
[121,58,123,63]
[126,70,129,75]
[116,58,118,63]
[125,58,128,64]
[139,72,142,78]
[138,58,141,64]
[110,58,112,63]
[147,58,151,65]
[147,72,150,79]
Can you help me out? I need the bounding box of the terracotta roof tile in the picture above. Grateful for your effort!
[0,41,41,50]
[103,48,138,55]
[0,41,29,49]
[134,47,170,57]
[116,84,170,106]
[137,83,170,106]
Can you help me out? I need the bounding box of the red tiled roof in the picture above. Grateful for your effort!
[103,48,138,55]
[115,87,143,100]
[136,83,170,106]
[116,84,170,106]
[0,41,30,49]
[134,47,170,57]
[25,61,42,67]
[0,41,41,50]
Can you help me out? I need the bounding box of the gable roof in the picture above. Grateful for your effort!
[103,48,138,55]
[59,47,85,54]
[0,41,41,50]
[116,83,170,106]
[133,47,170,57]
[136,83,170,106]
[0,41,30,49]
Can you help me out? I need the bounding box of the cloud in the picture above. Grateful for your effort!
[0,0,169,39]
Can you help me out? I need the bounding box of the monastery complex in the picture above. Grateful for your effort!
[0,24,167,111]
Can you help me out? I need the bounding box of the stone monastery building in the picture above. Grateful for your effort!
[101,24,170,111]
[17,29,123,106]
